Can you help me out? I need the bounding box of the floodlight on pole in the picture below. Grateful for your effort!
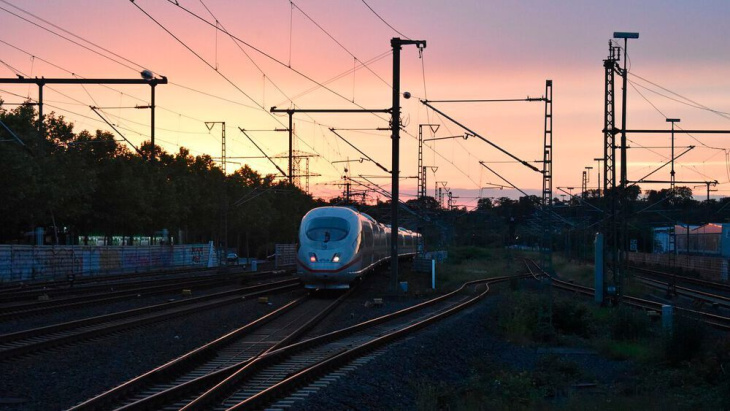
[612,31,639,188]
[613,32,639,39]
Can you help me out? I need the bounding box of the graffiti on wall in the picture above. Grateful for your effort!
[0,244,213,283]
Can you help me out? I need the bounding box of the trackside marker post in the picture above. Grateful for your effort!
[432,259,436,289]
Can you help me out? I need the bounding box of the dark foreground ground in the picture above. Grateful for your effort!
[289,287,635,410]
[0,268,639,410]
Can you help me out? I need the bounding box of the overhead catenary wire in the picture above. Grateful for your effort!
[89,106,144,156]
[239,128,288,178]
[360,0,410,39]
[1,6,301,163]
[623,64,730,187]
[328,128,389,173]
[630,71,730,120]
[422,99,541,173]
[138,1,400,180]
[6,0,519,201]
[161,0,391,112]
[156,1,485,197]
[131,1,341,174]
[0,1,142,73]
[0,38,213,126]
[1,1,327,168]
[479,161,530,199]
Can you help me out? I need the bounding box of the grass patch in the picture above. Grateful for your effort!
[429,246,525,290]
[412,284,730,409]
[551,253,595,286]
[596,339,654,361]
[495,290,596,344]
[410,247,730,409]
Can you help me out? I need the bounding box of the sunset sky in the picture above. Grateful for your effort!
[2,0,730,208]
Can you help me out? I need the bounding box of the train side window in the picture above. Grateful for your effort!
[362,223,373,247]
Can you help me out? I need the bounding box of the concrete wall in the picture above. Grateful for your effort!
[0,243,217,283]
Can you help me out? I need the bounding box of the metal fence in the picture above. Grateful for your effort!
[0,242,217,283]
[629,252,729,282]
[675,233,721,255]
[275,244,297,269]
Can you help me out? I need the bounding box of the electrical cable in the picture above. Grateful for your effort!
[360,0,410,39]
[630,71,730,120]
[162,0,388,110]
[0,2,141,73]
[6,0,485,200]
[0,38,212,125]
[194,0,352,177]
[146,1,390,180]
[290,1,392,88]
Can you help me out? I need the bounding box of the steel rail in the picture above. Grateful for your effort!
[524,259,730,331]
[72,286,356,410]
[186,275,527,410]
[0,279,301,361]
[0,276,244,320]
[0,270,291,320]
[0,265,236,294]
[636,276,730,309]
[0,266,256,304]
[630,266,730,293]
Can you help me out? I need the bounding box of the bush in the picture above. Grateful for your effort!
[663,313,706,365]
[552,299,594,337]
[447,246,492,264]
[610,306,650,341]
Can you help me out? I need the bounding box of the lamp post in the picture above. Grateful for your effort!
[613,31,638,305]
[594,158,604,196]
[613,32,639,189]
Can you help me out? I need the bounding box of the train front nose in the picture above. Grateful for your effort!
[298,249,350,288]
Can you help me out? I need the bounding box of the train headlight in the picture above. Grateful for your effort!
[309,253,318,263]
[332,253,340,263]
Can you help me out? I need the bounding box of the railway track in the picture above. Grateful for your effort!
[630,265,730,294]
[158,274,522,410]
[0,266,243,303]
[635,276,730,310]
[524,260,730,331]
[0,270,289,321]
[70,287,355,410]
[0,278,301,362]
[0,266,267,307]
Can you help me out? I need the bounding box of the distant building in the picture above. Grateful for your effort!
[653,223,725,256]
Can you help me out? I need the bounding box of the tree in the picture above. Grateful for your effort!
[476,197,493,210]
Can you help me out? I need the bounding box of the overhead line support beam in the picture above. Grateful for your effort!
[0,76,168,161]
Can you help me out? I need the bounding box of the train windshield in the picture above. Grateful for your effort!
[306,217,350,242]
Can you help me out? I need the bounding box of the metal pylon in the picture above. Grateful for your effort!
[540,80,553,273]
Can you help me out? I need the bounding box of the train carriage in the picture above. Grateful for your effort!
[296,206,418,289]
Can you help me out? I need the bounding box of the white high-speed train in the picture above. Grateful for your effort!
[296,206,419,289]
